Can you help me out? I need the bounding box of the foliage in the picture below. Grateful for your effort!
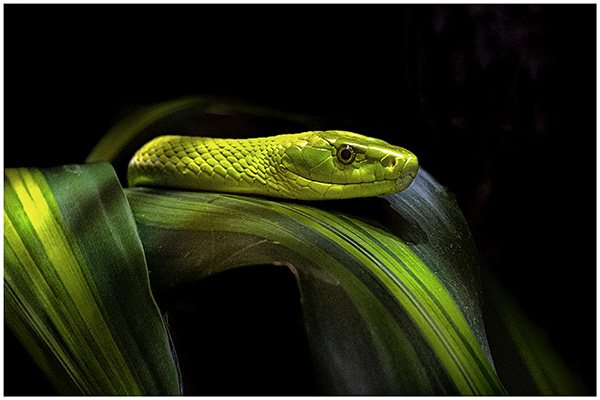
[4,97,588,395]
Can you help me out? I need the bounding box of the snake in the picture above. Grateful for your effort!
[127,130,418,201]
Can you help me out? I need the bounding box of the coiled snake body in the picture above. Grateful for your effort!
[128,130,418,200]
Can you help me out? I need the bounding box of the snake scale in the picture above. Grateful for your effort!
[128,130,418,200]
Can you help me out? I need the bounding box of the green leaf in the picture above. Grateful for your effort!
[483,273,588,395]
[125,167,506,395]
[7,95,584,395]
[4,164,181,395]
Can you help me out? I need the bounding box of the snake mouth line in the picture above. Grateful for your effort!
[298,175,413,190]
[289,169,402,187]
[295,166,416,187]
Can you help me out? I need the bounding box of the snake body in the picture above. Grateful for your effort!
[128,130,418,200]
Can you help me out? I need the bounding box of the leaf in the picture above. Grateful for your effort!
[125,167,506,395]
[7,95,584,395]
[483,272,588,395]
[4,164,181,395]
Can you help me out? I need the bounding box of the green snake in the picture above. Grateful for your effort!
[128,130,418,200]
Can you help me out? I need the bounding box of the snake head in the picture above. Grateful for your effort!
[280,130,419,199]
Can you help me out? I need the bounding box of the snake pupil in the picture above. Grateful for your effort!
[337,145,356,164]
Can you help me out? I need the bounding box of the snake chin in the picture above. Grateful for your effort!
[394,172,419,194]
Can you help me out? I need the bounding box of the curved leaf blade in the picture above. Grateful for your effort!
[126,168,505,395]
[4,164,181,395]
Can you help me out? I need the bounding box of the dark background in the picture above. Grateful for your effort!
[4,5,596,395]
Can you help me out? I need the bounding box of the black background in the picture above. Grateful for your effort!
[4,4,596,395]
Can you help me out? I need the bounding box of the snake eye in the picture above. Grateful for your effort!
[337,144,356,165]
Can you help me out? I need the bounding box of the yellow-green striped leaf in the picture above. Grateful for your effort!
[4,164,181,395]
[126,168,506,395]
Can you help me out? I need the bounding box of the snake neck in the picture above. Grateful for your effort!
[128,134,302,197]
